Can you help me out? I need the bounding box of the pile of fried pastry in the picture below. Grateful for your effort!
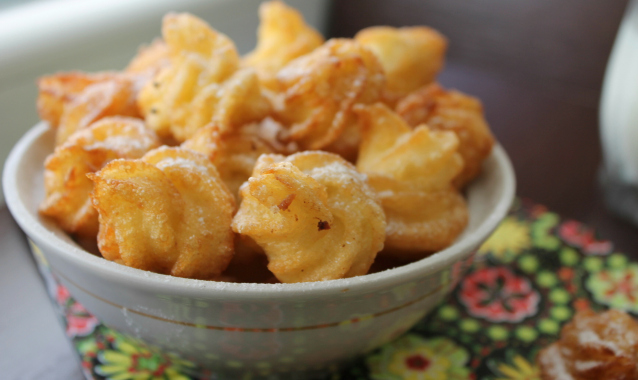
[537,308,638,380]
[38,1,494,283]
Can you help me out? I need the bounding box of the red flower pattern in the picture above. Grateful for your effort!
[66,302,100,338]
[558,220,613,255]
[405,355,431,370]
[56,284,71,306]
[459,266,540,323]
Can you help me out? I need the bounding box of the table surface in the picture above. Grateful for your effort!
[2,58,637,379]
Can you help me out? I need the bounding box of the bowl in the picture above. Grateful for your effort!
[3,122,515,378]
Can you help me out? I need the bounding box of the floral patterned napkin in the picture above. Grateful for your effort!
[33,198,626,380]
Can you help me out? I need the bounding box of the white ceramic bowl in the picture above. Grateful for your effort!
[4,123,515,379]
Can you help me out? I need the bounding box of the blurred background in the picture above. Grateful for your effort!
[0,0,636,377]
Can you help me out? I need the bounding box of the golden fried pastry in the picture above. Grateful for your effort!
[396,83,494,188]
[40,117,160,238]
[355,26,447,105]
[273,39,385,155]
[184,68,271,139]
[356,103,467,258]
[55,75,143,146]
[243,0,324,87]
[138,13,270,142]
[232,151,386,283]
[181,122,277,197]
[89,147,235,279]
[537,309,638,380]
[126,39,171,75]
[37,71,119,128]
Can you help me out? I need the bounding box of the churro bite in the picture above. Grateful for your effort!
[89,147,235,279]
[138,13,270,143]
[232,151,386,283]
[355,26,447,105]
[356,103,468,258]
[243,0,324,87]
[272,39,385,157]
[537,309,638,380]
[396,83,494,188]
[40,117,160,238]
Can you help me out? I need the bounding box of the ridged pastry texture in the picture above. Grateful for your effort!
[137,13,270,143]
[232,151,386,283]
[89,147,235,279]
[356,103,468,258]
[40,117,160,238]
[396,83,494,188]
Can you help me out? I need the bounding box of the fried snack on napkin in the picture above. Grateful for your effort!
[40,117,160,238]
[355,26,447,105]
[396,83,494,188]
[243,0,323,87]
[272,39,385,158]
[138,13,270,142]
[232,151,386,283]
[356,103,468,258]
[89,147,235,279]
[537,309,638,380]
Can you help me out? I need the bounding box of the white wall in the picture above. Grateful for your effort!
[0,0,331,205]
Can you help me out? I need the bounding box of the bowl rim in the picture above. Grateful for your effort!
[4,122,515,298]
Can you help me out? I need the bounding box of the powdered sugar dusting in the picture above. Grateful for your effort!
[578,330,621,355]
[539,345,574,380]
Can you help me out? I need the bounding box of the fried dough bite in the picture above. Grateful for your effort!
[243,0,324,87]
[55,75,143,146]
[126,39,171,75]
[355,26,447,105]
[537,309,638,380]
[184,68,271,140]
[40,117,160,238]
[396,83,494,188]
[138,13,271,142]
[182,122,278,197]
[37,72,118,128]
[273,39,385,155]
[89,147,235,279]
[356,103,468,258]
[232,151,386,283]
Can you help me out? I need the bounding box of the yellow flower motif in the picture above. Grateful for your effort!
[387,345,450,380]
[95,330,195,380]
[478,217,531,262]
[29,241,49,267]
[495,355,540,380]
[368,334,470,380]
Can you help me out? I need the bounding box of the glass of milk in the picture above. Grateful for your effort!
[599,0,638,225]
